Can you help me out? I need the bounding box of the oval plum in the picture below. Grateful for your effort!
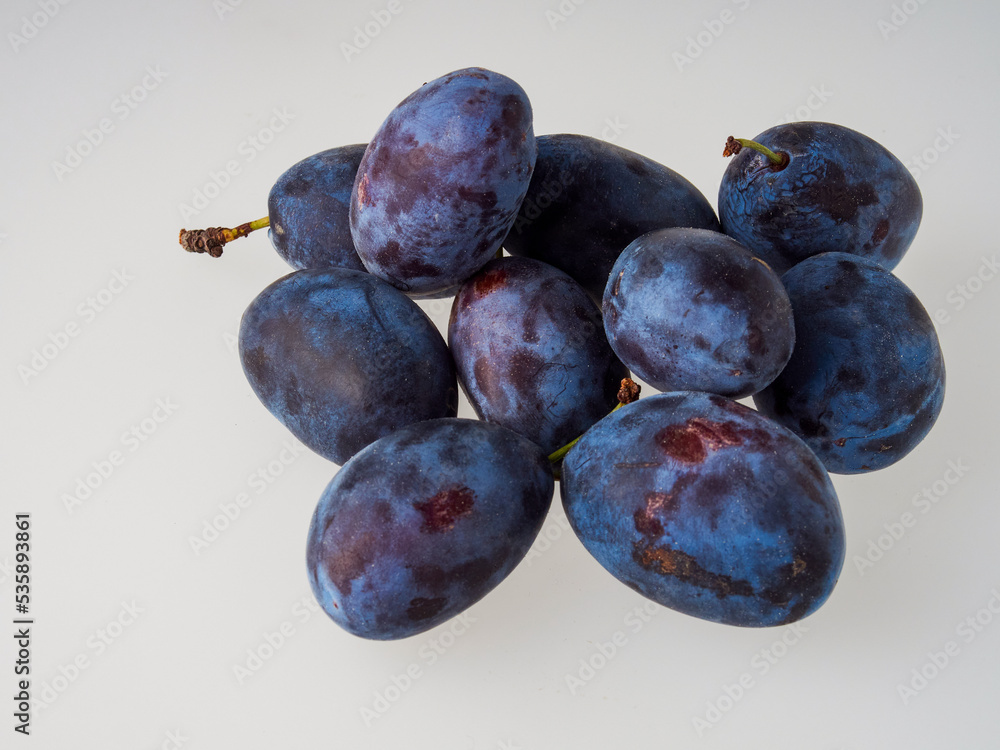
[718,121,922,274]
[449,256,628,454]
[306,418,554,640]
[239,269,458,465]
[267,144,367,272]
[503,134,720,301]
[753,252,946,473]
[350,67,536,297]
[561,392,846,627]
[603,227,794,398]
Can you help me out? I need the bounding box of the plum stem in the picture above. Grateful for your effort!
[178,216,270,257]
[547,378,640,465]
[723,136,789,168]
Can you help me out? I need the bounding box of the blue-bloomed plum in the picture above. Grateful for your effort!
[561,392,846,627]
[350,68,536,297]
[448,256,628,454]
[503,134,720,301]
[306,418,554,640]
[718,122,922,275]
[267,145,367,271]
[753,253,945,474]
[603,228,794,398]
[239,269,458,465]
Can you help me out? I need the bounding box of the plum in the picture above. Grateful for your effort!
[449,256,628,455]
[753,253,946,474]
[350,67,536,297]
[603,227,794,398]
[306,418,554,640]
[561,392,846,627]
[718,122,922,274]
[267,145,367,272]
[239,269,458,465]
[503,134,720,301]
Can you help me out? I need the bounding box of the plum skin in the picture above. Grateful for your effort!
[267,145,367,272]
[561,392,846,627]
[306,418,554,640]
[718,121,922,275]
[239,269,458,466]
[504,134,720,302]
[350,67,536,297]
[753,252,946,474]
[602,227,794,398]
[449,256,628,455]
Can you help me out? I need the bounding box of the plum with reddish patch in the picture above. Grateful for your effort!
[306,418,554,640]
[449,256,628,454]
[561,392,845,627]
[718,122,922,274]
[350,67,536,297]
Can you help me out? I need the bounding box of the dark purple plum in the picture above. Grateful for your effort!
[561,392,845,627]
[448,256,628,455]
[753,253,945,474]
[718,122,922,275]
[306,418,554,640]
[267,145,367,272]
[350,67,536,297]
[603,228,794,398]
[503,134,720,302]
[239,269,458,465]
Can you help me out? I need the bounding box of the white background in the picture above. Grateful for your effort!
[2,0,998,747]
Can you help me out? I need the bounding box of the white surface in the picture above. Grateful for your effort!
[2,0,998,747]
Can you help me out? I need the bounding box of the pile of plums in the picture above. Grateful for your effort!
[181,67,945,639]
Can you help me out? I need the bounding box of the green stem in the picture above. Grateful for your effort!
[178,216,270,257]
[547,402,625,464]
[547,377,640,465]
[723,136,789,168]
